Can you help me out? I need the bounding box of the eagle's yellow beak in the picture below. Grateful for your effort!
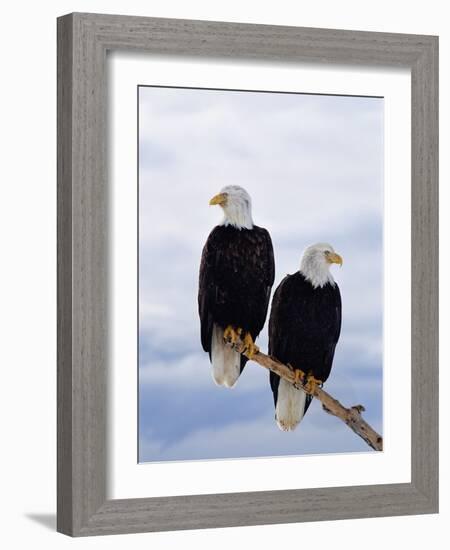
[209,193,228,206]
[327,252,343,266]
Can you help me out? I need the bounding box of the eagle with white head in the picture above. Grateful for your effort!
[269,243,343,431]
[198,185,275,388]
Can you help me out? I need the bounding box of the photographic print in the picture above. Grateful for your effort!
[138,85,383,463]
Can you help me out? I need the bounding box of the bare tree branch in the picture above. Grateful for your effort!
[228,339,383,452]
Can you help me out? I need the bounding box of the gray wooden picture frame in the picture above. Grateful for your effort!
[57,12,438,537]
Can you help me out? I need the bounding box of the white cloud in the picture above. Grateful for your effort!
[140,404,374,462]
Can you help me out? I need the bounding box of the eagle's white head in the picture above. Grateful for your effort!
[299,242,343,289]
[209,185,254,230]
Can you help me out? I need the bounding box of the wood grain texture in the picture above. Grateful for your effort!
[57,14,74,535]
[410,37,439,506]
[57,12,439,536]
[58,12,108,535]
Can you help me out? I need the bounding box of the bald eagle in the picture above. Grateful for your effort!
[198,185,275,388]
[269,243,342,431]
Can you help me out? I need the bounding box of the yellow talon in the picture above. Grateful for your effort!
[293,369,306,387]
[304,374,323,395]
[223,327,258,358]
[242,332,259,359]
[223,325,238,344]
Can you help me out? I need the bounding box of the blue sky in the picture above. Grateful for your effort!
[138,86,384,462]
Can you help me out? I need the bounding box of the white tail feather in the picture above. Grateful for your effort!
[275,378,307,431]
[210,324,241,388]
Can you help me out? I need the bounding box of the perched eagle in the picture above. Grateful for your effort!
[269,243,342,431]
[198,185,275,388]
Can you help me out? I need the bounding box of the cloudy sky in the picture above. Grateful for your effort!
[138,85,384,462]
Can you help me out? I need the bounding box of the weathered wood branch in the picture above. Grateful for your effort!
[229,339,383,451]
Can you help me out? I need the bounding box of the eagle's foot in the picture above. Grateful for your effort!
[304,374,323,395]
[242,332,259,359]
[293,368,306,388]
[223,325,241,345]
